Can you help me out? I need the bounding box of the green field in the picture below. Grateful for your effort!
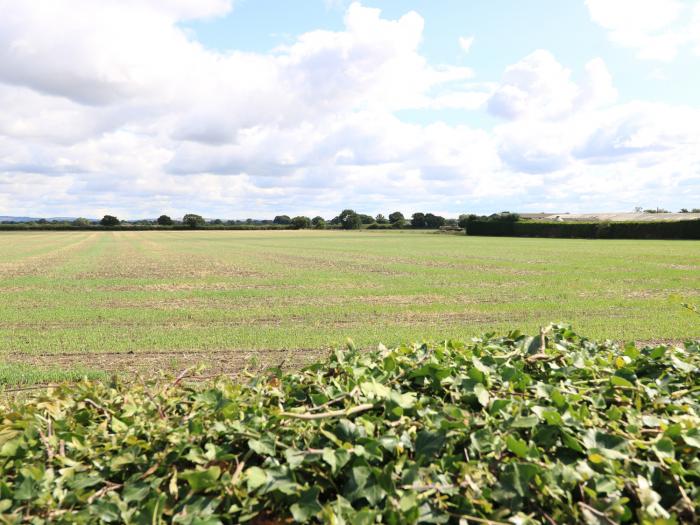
[1,230,699,383]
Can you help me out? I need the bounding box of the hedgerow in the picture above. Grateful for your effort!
[1,326,699,524]
[464,220,700,239]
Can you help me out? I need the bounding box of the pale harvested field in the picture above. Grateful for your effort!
[1,230,699,385]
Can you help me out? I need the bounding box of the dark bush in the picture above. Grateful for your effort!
[291,216,311,229]
[424,213,446,228]
[338,209,362,230]
[182,214,205,228]
[99,215,120,227]
[388,211,404,224]
[411,212,426,228]
[273,215,292,225]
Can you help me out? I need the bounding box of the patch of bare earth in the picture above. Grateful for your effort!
[6,348,328,380]
[0,233,98,277]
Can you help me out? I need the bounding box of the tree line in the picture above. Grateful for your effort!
[5,207,698,230]
[16,211,465,230]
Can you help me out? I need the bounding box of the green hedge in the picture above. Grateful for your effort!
[466,220,700,239]
[1,326,699,523]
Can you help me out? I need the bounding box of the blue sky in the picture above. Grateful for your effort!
[185,0,700,108]
[0,0,699,218]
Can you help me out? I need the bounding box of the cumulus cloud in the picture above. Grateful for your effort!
[585,0,699,60]
[0,1,698,218]
[488,50,616,121]
[487,50,700,213]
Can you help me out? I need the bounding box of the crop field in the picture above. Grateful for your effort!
[1,230,699,385]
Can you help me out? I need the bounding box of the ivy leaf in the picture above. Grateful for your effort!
[245,467,268,491]
[506,435,529,458]
[181,466,221,492]
[290,487,322,523]
[610,375,634,389]
[414,430,446,462]
[511,416,538,428]
[474,383,490,407]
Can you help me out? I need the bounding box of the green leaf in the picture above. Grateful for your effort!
[511,415,538,428]
[610,375,634,388]
[561,432,583,453]
[181,466,221,492]
[474,383,490,407]
[414,430,446,461]
[499,462,540,498]
[506,435,529,458]
[249,436,276,456]
[245,467,268,491]
[284,448,308,470]
[14,477,39,501]
[653,438,675,460]
[290,487,322,523]
[682,429,700,449]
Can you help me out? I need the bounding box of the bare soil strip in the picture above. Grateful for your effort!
[6,348,328,378]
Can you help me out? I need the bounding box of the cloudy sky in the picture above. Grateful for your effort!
[1,0,699,219]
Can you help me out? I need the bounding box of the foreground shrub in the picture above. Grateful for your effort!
[1,327,699,523]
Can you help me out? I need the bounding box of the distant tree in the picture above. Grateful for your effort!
[375,214,389,224]
[498,212,520,222]
[311,216,326,229]
[644,208,669,214]
[411,212,426,228]
[273,215,291,225]
[100,215,120,227]
[424,213,446,229]
[457,214,478,228]
[329,216,341,225]
[338,209,362,230]
[37,218,48,224]
[246,218,254,225]
[388,211,404,224]
[157,215,173,226]
[693,209,700,213]
[634,207,644,213]
[182,214,205,228]
[484,212,519,223]
[358,214,375,225]
[679,208,689,213]
[72,217,91,227]
[210,219,223,225]
[291,216,311,229]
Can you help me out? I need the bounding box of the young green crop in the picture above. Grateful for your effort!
[1,326,698,523]
[1,231,699,369]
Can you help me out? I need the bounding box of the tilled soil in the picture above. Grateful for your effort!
[6,348,329,381]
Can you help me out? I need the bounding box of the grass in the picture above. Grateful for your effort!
[1,230,698,383]
[0,363,107,388]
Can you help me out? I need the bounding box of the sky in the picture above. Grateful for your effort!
[0,0,699,219]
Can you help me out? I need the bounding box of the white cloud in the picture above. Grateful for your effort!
[459,36,475,53]
[487,50,616,121]
[585,0,699,60]
[0,1,698,218]
[487,51,700,212]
